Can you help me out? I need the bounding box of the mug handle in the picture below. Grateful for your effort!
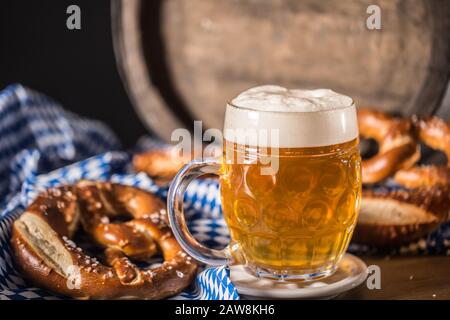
[167,159,237,266]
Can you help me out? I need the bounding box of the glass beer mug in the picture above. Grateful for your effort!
[168,86,361,281]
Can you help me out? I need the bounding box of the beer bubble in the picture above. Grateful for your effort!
[319,162,345,196]
[249,235,281,264]
[348,153,362,188]
[281,237,313,267]
[336,190,357,225]
[282,166,314,196]
[262,201,296,231]
[234,196,259,228]
[222,163,243,189]
[245,165,275,196]
[314,232,342,261]
[302,199,332,230]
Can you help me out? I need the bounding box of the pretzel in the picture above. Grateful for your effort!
[356,185,450,247]
[394,116,450,188]
[11,181,197,299]
[358,108,420,184]
[134,148,218,184]
[357,113,450,246]
[133,149,190,185]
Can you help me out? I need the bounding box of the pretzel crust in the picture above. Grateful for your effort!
[357,111,450,246]
[133,150,189,185]
[11,182,197,299]
[394,117,450,188]
[133,149,217,184]
[356,185,450,247]
[358,108,420,184]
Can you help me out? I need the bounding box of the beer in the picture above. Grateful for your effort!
[168,85,361,281]
[220,139,361,277]
[221,85,361,279]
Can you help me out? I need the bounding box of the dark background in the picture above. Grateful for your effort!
[0,0,147,147]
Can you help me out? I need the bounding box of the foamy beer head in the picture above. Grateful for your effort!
[224,85,358,148]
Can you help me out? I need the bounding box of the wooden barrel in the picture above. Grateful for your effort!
[112,0,450,141]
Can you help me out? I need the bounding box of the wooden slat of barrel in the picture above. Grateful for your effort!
[112,0,450,141]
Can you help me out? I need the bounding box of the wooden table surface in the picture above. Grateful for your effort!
[337,255,450,300]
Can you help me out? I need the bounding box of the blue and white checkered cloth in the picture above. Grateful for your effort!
[0,84,238,300]
[0,84,449,300]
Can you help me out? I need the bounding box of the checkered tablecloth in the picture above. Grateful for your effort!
[0,84,448,300]
[0,84,238,300]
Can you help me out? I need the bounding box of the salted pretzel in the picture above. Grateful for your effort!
[394,116,450,188]
[134,148,218,184]
[358,108,420,184]
[357,113,450,246]
[356,185,450,247]
[133,149,190,185]
[11,181,197,299]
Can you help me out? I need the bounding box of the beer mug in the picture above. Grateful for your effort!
[168,86,361,280]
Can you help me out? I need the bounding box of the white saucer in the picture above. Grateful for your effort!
[230,253,367,299]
